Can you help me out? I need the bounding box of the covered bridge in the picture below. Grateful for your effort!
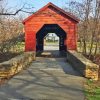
[23,2,79,52]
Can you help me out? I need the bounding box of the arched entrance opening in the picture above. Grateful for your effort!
[36,24,67,52]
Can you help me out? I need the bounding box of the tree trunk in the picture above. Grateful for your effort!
[83,38,87,55]
[89,33,94,58]
[94,41,98,56]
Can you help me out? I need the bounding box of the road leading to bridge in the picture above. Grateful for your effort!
[0,49,85,100]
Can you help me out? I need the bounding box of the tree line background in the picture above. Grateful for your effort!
[0,0,34,62]
[0,0,100,63]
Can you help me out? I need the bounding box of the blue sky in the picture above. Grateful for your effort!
[5,0,82,18]
[7,0,82,11]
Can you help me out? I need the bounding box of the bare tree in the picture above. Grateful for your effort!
[64,0,100,57]
[0,0,34,15]
[89,0,100,57]
[0,0,35,53]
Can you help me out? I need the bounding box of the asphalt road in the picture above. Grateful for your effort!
[0,46,85,100]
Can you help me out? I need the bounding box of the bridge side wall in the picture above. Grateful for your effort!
[67,50,99,80]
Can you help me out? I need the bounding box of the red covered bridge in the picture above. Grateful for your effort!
[23,2,79,52]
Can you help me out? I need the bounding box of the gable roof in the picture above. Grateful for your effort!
[23,2,79,24]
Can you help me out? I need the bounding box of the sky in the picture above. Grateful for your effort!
[3,0,82,18]
[7,0,82,11]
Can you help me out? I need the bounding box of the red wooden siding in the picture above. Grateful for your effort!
[23,2,79,51]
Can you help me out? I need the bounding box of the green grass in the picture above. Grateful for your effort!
[85,80,100,100]
[10,42,25,53]
[16,42,25,52]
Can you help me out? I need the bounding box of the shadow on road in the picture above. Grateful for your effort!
[0,50,85,100]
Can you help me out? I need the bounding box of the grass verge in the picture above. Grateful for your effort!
[85,79,100,100]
